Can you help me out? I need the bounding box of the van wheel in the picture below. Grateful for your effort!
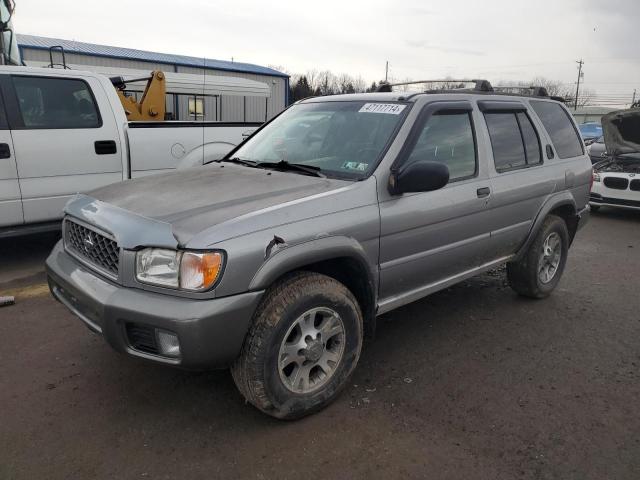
[231,272,363,419]
[507,215,569,299]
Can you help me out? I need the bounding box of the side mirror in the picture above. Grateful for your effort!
[388,161,450,195]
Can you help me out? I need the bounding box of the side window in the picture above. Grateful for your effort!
[404,112,476,181]
[12,76,101,129]
[0,84,8,130]
[517,112,542,165]
[484,113,526,170]
[484,111,542,171]
[530,100,583,158]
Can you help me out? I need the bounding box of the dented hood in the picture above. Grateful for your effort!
[602,108,640,156]
[87,163,349,245]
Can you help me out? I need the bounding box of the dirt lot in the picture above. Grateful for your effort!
[1,208,639,480]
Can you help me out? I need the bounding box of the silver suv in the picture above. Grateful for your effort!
[46,80,591,419]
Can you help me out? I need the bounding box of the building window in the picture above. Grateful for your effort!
[188,96,204,119]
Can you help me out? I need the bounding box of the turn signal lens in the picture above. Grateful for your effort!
[179,252,224,291]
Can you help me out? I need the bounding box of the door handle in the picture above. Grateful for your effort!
[0,142,11,159]
[95,140,117,155]
[477,187,491,198]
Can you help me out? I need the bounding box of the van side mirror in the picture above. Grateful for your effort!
[388,161,450,195]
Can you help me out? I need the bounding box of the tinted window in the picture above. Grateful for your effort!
[517,112,542,165]
[485,113,526,170]
[0,88,8,130]
[404,112,476,181]
[12,76,101,129]
[531,101,583,158]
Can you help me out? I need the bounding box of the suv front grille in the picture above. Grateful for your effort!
[64,219,120,278]
[603,177,629,190]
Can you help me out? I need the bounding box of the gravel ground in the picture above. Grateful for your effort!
[1,208,639,479]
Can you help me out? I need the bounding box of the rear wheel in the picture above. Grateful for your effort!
[507,215,569,299]
[231,272,363,419]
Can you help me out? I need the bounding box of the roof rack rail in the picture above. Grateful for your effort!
[493,85,550,97]
[377,79,493,93]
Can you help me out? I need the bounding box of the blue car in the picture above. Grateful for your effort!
[578,122,603,144]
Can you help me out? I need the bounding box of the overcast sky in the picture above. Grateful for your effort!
[15,0,640,103]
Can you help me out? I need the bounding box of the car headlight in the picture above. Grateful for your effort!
[593,173,601,182]
[135,248,224,291]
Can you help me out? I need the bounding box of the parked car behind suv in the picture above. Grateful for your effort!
[46,82,591,419]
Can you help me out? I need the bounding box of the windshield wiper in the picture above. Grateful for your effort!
[256,160,325,178]
[215,157,260,168]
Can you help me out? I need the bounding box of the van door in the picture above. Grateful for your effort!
[0,87,22,228]
[1,74,123,224]
[378,101,496,311]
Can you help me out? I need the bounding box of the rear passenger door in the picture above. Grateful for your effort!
[378,101,495,307]
[0,74,123,224]
[0,87,22,228]
[478,101,553,259]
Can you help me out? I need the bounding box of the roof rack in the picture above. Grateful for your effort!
[376,79,567,102]
[493,85,549,97]
[377,79,494,93]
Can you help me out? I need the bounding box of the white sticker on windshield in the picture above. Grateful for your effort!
[359,103,406,115]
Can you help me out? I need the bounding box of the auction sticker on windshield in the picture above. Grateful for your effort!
[359,103,406,115]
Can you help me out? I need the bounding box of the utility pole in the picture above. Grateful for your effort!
[385,61,389,83]
[633,89,637,107]
[574,59,584,111]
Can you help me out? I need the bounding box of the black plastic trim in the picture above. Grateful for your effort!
[477,100,527,112]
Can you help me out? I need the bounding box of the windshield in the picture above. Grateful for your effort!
[229,101,409,179]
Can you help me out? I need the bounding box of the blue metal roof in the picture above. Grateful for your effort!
[17,34,289,78]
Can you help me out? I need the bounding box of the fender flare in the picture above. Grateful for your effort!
[249,235,378,335]
[514,191,577,261]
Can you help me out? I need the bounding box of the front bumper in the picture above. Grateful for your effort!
[46,241,263,369]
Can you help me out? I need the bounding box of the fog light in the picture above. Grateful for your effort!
[156,329,181,358]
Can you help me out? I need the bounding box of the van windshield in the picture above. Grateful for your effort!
[229,101,409,179]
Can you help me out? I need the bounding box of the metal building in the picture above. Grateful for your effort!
[16,34,289,122]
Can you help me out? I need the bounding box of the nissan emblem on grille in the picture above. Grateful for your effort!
[65,219,120,277]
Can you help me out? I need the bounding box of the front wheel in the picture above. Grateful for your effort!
[507,215,569,299]
[231,272,363,419]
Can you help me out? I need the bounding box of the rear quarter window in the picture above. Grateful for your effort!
[530,100,583,159]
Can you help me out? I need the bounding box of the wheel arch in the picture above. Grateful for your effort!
[515,192,578,261]
[249,236,378,338]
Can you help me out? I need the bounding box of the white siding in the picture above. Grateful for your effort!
[20,48,287,123]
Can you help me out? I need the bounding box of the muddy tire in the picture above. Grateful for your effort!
[231,272,363,420]
[507,215,569,299]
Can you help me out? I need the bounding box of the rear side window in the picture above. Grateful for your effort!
[530,100,583,158]
[484,112,542,171]
[12,76,101,129]
[404,112,477,181]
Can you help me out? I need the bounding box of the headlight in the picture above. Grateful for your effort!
[593,173,601,182]
[136,248,224,291]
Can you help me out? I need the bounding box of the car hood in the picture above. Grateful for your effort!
[602,108,640,156]
[87,164,350,245]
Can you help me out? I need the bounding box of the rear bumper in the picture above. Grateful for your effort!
[577,205,590,231]
[46,240,263,369]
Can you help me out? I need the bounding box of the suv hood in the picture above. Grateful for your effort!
[602,108,640,156]
[87,164,350,244]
